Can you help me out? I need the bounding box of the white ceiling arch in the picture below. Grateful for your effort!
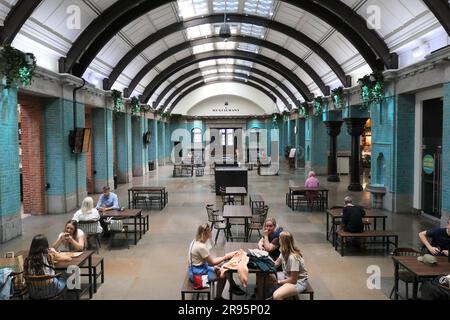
[172,82,279,115]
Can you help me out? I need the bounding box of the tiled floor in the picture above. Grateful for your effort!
[0,164,437,300]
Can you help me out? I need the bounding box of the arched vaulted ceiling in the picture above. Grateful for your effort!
[1,0,449,114]
[162,72,288,111]
[155,64,298,110]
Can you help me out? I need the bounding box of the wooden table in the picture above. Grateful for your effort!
[392,256,450,300]
[326,207,387,246]
[101,209,143,245]
[225,242,275,300]
[288,186,329,211]
[215,167,248,195]
[223,205,252,242]
[226,187,247,205]
[128,186,167,209]
[17,250,95,299]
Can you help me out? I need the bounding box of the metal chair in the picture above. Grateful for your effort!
[206,205,226,246]
[248,205,269,240]
[389,247,422,300]
[219,186,234,206]
[24,273,66,300]
[107,219,129,250]
[77,220,101,253]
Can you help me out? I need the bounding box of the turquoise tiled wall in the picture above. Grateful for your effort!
[0,87,20,218]
[92,108,113,184]
[44,98,86,196]
[442,83,450,214]
[116,113,132,182]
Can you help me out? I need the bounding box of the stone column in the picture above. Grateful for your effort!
[92,108,114,192]
[324,121,343,182]
[345,118,368,191]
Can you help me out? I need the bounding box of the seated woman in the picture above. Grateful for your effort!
[188,224,245,299]
[52,220,85,252]
[304,171,320,205]
[72,197,103,234]
[271,231,309,300]
[24,234,66,298]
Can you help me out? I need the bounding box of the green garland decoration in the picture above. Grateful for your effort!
[299,102,309,118]
[331,86,344,110]
[111,90,123,113]
[314,97,323,116]
[130,96,141,115]
[0,46,36,88]
[358,72,384,108]
[282,110,290,122]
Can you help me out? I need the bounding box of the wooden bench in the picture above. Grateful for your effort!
[80,256,104,293]
[293,282,314,300]
[180,272,213,300]
[335,230,398,257]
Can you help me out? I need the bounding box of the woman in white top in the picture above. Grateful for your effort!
[72,197,103,233]
[52,220,85,252]
[272,231,309,300]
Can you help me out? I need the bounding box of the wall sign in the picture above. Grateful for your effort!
[422,154,434,175]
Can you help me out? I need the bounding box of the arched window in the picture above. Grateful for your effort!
[191,128,202,144]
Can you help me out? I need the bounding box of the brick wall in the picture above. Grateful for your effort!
[19,95,46,214]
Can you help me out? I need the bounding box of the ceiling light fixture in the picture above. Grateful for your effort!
[219,1,231,41]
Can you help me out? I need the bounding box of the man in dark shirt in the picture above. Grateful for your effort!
[341,196,366,233]
[419,218,450,257]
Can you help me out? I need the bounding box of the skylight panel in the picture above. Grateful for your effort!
[244,0,274,17]
[177,0,209,19]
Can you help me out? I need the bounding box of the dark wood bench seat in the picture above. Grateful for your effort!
[181,272,213,300]
[293,282,314,300]
[335,230,398,256]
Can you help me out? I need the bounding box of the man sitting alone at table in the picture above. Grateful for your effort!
[419,218,450,257]
[96,186,120,234]
[341,196,366,247]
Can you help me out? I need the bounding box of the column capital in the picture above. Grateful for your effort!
[324,121,343,137]
[344,117,368,137]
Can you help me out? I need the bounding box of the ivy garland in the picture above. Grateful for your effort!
[299,102,309,118]
[0,45,36,88]
[314,96,323,116]
[130,96,141,115]
[282,110,290,122]
[357,72,384,108]
[331,86,344,110]
[111,90,123,113]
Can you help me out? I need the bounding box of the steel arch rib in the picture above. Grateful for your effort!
[162,73,290,113]
[139,50,312,103]
[108,35,329,95]
[0,0,42,45]
[154,64,298,109]
[422,0,450,37]
[103,13,348,91]
[63,0,389,78]
[169,79,277,113]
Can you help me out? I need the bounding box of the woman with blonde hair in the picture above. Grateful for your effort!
[272,231,309,300]
[72,197,102,233]
[188,223,244,299]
